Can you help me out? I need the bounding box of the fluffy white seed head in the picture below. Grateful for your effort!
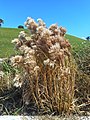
[37,18,46,26]
[43,59,50,66]
[11,38,19,43]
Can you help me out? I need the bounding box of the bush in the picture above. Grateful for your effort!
[18,25,24,29]
[11,17,76,114]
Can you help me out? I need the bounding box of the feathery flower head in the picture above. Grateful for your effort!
[49,24,58,31]
[43,58,50,66]
[37,18,46,27]
[10,55,23,66]
[18,31,26,38]
[34,66,40,72]
[25,17,38,31]
[11,38,19,43]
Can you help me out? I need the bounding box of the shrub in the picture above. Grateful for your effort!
[11,17,76,114]
[18,25,24,29]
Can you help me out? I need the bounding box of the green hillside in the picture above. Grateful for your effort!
[0,27,90,58]
[0,28,28,58]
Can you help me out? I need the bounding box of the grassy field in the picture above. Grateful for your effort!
[0,27,90,58]
[0,28,28,58]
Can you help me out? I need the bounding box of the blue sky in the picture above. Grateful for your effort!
[0,0,90,38]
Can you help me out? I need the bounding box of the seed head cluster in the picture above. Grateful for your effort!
[11,17,76,114]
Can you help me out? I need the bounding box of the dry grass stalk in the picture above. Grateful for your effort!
[11,17,76,114]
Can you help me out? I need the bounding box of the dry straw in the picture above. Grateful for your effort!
[11,17,76,114]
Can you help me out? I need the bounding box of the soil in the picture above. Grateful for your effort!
[0,86,90,116]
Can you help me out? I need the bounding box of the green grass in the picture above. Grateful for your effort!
[0,28,28,58]
[0,27,90,58]
[66,34,90,51]
[66,34,90,61]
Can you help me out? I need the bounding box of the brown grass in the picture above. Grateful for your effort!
[10,17,76,114]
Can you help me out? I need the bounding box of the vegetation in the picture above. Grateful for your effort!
[9,17,77,114]
[0,27,90,58]
[18,25,24,29]
[0,28,28,58]
[0,19,4,27]
[0,21,90,115]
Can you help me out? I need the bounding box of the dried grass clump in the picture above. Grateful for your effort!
[11,17,76,114]
[0,59,15,92]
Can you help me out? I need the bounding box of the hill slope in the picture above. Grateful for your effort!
[0,27,90,58]
[0,28,28,58]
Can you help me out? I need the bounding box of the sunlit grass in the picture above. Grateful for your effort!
[0,28,28,58]
[0,27,90,58]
